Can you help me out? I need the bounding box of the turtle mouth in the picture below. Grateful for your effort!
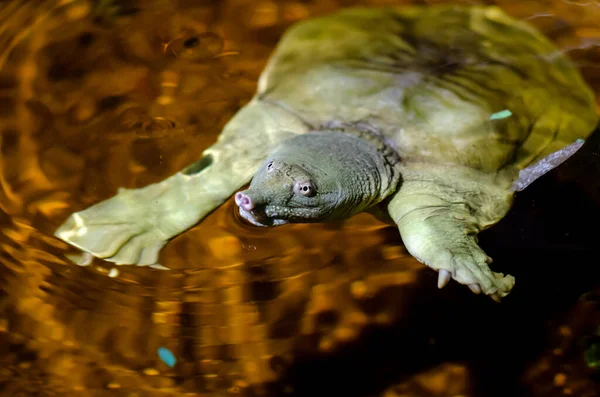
[237,205,325,227]
[238,207,288,227]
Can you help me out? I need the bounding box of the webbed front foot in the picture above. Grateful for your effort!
[56,208,168,267]
[55,173,201,267]
[388,172,516,301]
[397,206,515,301]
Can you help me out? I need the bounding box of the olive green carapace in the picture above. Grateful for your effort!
[55,6,599,301]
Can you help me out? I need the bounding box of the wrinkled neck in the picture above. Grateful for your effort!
[276,130,401,220]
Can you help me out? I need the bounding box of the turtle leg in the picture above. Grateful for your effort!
[387,165,516,301]
[55,99,309,267]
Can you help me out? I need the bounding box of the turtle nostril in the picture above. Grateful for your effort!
[235,192,254,211]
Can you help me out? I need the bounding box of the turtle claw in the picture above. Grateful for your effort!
[437,269,451,289]
[448,245,515,300]
[404,229,515,301]
[438,270,484,295]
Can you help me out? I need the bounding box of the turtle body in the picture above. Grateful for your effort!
[55,6,599,301]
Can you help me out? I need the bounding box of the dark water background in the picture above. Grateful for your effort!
[0,0,599,396]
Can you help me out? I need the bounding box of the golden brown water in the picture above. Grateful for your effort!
[0,0,599,396]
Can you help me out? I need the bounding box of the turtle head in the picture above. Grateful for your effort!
[234,155,340,227]
[234,130,401,227]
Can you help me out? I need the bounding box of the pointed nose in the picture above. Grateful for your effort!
[235,191,254,211]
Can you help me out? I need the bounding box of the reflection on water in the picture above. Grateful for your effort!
[0,0,599,396]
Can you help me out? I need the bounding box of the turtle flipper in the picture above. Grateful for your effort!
[387,165,515,301]
[55,99,309,267]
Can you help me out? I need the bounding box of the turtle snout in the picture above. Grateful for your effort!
[235,190,274,227]
[235,191,255,211]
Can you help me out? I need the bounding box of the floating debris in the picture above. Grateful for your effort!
[107,268,119,278]
[489,109,512,120]
[158,347,176,368]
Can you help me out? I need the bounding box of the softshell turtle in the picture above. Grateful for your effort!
[55,6,599,301]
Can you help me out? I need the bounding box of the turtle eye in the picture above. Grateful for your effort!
[293,181,315,197]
